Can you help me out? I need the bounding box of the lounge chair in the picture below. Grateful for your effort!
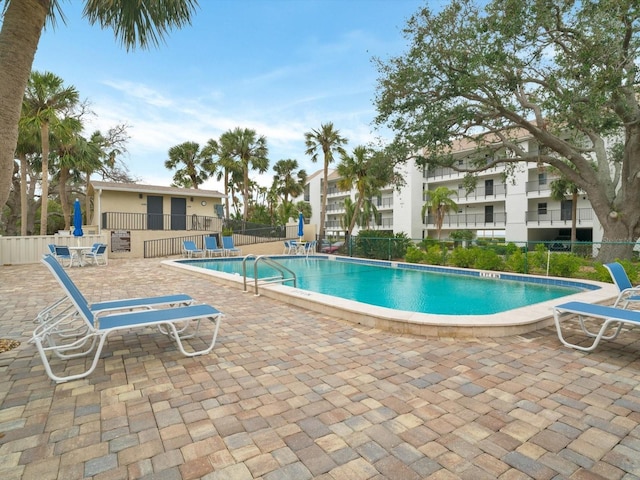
[302,240,317,257]
[204,236,225,257]
[32,255,222,382]
[36,254,195,326]
[553,301,640,352]
[83,243,108,266]
[604,262,640,309]
[222,236,241,256]
[183,240,205,258]
[53,245,74,267]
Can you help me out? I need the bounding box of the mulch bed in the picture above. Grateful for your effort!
[0,338,20,353]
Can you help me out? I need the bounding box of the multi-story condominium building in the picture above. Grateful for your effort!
[298,134,602,245]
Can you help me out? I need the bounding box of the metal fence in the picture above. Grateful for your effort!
[143,224,300,258]
[102,212,223,232]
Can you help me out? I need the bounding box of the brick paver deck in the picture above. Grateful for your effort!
[1,258,640,479]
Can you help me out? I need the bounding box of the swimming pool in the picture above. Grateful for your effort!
[165,255,617,337]
[180,256,582,315]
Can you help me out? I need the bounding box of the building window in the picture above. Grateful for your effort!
[538,203,547,215]
[538,172,547,185]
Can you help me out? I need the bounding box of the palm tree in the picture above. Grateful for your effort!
[337,146,395,236]
[337,146,371,237]
[304,122,347,241]
[272,158,307,205]
[219,127,269,222]
[22,71,80,234]
[52,119,91,230]
[16,107,41,236]
[422,186,458,240]
[550,176,579,249]
[83,127,128,221]
[0,0,199,212]
[165,141,209,189]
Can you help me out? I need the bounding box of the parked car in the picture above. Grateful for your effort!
[549,242,571,252]
[321,241,344,254]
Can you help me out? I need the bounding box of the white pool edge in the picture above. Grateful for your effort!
[163,256,618,338]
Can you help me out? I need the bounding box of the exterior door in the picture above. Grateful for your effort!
[561,199,573,221]
[484,205,494,223]
[485,179,494,196]
[147,196,163,230]
[171,197,187,230]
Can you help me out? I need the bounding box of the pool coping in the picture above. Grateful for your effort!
[163,255,619,338]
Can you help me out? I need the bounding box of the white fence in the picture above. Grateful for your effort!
[0,234,108,266]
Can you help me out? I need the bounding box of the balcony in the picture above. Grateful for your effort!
[101,212,223,232]
[424,184,507,203]
[373,198,393,210]
[424,157,503,180]
[525,208,593,225]
[426,212,507,228]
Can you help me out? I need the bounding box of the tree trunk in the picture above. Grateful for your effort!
[59,167,70,230]
[19,154,28,236]
[597,213,637,263]
[320,161,328,241]
[224,170,230,219]
[569,190,578,252]
[39,122,50,234]
[243,164,249,221]
[347,194,364,237]
[0,0,48,210]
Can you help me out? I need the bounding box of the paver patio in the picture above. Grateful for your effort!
[1,258,640,479]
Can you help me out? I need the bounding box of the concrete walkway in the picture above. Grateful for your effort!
[1,258,640,479]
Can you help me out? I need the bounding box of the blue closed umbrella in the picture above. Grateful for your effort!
[298,212,304,240]
[73,198,83,237]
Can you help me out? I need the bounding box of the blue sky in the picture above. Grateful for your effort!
[32,0,434,192]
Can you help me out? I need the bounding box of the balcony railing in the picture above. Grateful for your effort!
[426,212,507,227]
[101,212,224,232]
[525,208,593,224]
[424,157,503,179]
[373,198,393,209]
[424,184,507,202]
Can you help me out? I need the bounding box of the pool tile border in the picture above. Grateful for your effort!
[165,256,617,338]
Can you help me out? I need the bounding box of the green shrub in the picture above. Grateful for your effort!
[505,248,527,273]
[449,246,477,268]
[425,245,447,265]
[531,243,549,270]
[404,245,426,264]
[353,230,412,260]
[474,249,505,271]
[505,242,520,255]
[548,253,582,278]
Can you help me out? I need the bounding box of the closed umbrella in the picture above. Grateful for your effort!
[73,198,83,238]
[298,212,304,242]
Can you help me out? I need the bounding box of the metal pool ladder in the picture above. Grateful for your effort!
[242,255,297,295]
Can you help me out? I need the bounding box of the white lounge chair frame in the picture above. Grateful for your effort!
[83,243,108,266]
[33,255,222,382]
[553,301,640,352]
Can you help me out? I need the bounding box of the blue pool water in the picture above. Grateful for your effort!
[183,257,586,315]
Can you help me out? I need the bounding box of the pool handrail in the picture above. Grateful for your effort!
[242,255,297,295]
